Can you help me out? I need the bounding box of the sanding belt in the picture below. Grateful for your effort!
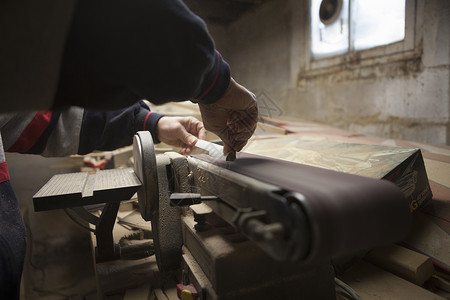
[194,152,412,261]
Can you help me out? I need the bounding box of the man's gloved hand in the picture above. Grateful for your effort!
[198,78,258,154]
[156,116,206,155]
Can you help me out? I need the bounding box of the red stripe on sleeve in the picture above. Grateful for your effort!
[143,111,152,130]
[7,111,52,153]
[0,162,10,183]
[196,50,221,100]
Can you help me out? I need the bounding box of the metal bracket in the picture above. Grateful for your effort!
[33,162,148,263]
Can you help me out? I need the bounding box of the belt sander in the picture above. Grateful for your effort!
[33,131,412,299]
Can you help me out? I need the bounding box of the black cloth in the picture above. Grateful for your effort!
[54,0,231,110]
[0,181,26,300]
[78,100,164,154]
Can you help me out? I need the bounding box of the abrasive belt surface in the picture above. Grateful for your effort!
[193,152,412,260]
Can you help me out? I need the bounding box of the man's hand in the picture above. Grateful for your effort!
[156,116,206,155]
[198,78,258,154]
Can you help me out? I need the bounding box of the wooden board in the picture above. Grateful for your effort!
[339,261,445,300]
[365,245,434,286]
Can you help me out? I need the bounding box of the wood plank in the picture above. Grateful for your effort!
[339,261,445,300]
[403,212,450,270]
[365,245,434,285]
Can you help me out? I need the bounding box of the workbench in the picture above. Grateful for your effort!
[26,98,448,299]
[73,112,448,299]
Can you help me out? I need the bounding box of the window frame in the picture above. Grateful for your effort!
[306,0,418,71]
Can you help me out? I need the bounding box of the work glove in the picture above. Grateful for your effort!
[156,116,206,155]
[198,78,258,154]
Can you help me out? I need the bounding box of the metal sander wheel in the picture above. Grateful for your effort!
[133,131,158,221]
[133,131,183,271]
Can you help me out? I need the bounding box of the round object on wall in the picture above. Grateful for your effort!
[319,0,343,25]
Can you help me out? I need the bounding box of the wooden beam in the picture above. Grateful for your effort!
[365,244,435,286]
[339,261,445,300]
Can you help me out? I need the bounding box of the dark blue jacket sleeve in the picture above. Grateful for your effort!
[54,0,230,111]
[78,101,164,155]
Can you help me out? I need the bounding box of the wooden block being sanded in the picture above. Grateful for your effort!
[365,244,435,286]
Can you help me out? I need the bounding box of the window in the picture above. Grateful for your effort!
[311,0,406,59]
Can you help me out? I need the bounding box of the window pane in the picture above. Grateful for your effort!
[311,0,349,59]
[353,0,405,51]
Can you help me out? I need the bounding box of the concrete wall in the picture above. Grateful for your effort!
[208,0,450,145]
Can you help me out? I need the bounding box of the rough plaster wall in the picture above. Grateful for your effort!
[225,0,294,102]
[219,0,450,144]
[297,65,448,144]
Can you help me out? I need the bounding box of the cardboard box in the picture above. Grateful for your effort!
[244,136,433,211]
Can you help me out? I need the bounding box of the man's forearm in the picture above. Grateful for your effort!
[1,101,163,157]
